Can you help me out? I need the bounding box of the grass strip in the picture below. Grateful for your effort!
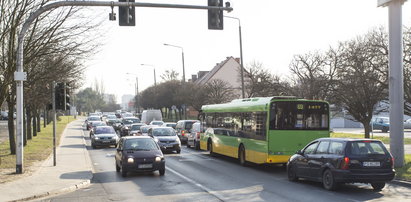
[395,154,411,181]
[0,116,75,169]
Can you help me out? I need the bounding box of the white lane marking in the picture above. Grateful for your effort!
[166,166,225,201]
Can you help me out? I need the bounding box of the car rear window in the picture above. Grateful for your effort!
[184,121,197,130]
[348,141,388,156]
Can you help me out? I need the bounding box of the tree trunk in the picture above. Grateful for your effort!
[7,97,16,155]
[363,121,371,139]
[26,106,32,140]
[32,109,37,137]
[36,110,41,132]
[43,109,47,128]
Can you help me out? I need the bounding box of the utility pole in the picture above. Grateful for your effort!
[52,81,56,166]
[378,0,406,167]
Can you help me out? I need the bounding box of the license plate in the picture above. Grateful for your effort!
[138,164,153,168]
[363,162,380,167]
[103,141,110,143]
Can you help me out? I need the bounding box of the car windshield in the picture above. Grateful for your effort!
[107,115,116,119]
[141,127,150,133]
[123,119,140,124]
[152,128,176,136]
[93,122,106,126]
[131,125,142,130]
[166,123,176,129]
[88,117,100,121]
[95,127,115,134]
[348,141,388,156]
[124,139,158,150]
[151,121,164,126]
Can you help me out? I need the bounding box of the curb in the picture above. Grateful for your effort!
[11,179,91,202]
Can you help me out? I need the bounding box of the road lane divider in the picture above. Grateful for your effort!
[166,166,225,201]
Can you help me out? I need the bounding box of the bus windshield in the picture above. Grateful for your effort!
[269,101,329,130]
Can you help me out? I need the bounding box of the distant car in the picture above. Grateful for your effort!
[115,136,165,177]
[371,117,390,132]
[120,117,141,136]
[1,111,8,120]
[91,126,119,149]
[139,125,156,136]
[89,121,107,137]
[287,138,395,191]
[129,123,146,136]
[162,122,176,129]
[148,127,181,154]
[187,122,204,150]
[86,116,103,130]
[175,120,200,143]
[150,120,164,126]
[404,119,411,129]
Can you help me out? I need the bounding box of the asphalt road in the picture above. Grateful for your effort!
[41,127,411,202]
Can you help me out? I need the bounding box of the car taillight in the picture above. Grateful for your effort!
[196,132,200,139]
[341,157,350,170]
[390,157,395,169]
[182,130,185,136]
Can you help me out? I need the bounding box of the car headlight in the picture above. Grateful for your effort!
[94,137,99,140]
[127,157,134,163]
[124,127,129,130]
[155,157,162,162]
[176,137,181,144]
[154,138,159,142]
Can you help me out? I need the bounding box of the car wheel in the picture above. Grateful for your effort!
[238,145,246,166]
[382,127,388,133]
[371,182,385,191]
[92,143,96,149]
[159,167,165,176]
[187,143,191,148]
[322,169,337,191]
[287,164,298,181]
[195,141,200,150]
[176,149,181,154]
[121,167,127,177]
[115,162,120,172]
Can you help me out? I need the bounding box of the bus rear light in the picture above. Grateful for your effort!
[341,157,350,170]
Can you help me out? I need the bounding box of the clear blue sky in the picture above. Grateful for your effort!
[81,0,411,103]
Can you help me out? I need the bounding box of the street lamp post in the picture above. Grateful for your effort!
[224,16,245,98]
[140,64,157,86]
[164,43,185,83]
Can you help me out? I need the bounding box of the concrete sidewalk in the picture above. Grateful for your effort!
[0,118,92,202]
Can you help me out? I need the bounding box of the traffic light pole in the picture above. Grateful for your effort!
[14,0,232,174]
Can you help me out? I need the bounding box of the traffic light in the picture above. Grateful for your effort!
[119,0,135,26]
[208,0,223,30]
[55,83,65,110]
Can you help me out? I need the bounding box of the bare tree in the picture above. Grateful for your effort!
[331,29,388,138]
[204,79,235,104]
[160,69,180,81]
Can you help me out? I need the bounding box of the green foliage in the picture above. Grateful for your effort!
[395,154,411,181]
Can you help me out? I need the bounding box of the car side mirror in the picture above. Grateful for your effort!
[296,150,303,155]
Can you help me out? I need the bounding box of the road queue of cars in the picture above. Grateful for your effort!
[286,138,395,191]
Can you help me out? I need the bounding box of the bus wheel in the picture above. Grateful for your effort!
[208,140,215,157]
[239,145,246,166]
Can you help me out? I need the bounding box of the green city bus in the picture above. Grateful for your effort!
[199,96,330,165]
